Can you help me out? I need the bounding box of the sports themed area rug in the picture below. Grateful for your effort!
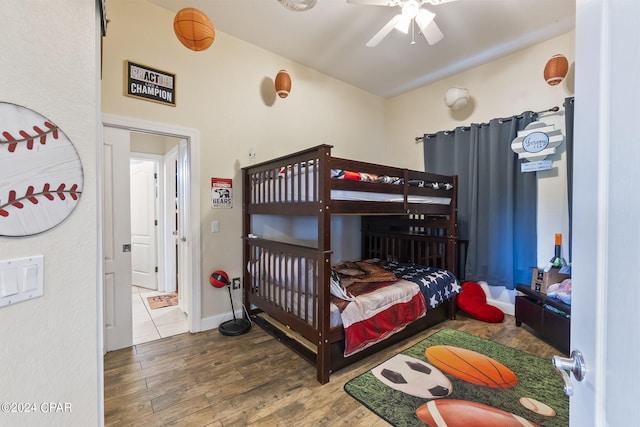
[344,329,569,427]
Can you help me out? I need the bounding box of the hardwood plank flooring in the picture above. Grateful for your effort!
[104,312,564,427]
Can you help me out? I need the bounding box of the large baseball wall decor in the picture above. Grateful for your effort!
[0,102,84,236]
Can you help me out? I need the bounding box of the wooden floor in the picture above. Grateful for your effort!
[104,312,563,427]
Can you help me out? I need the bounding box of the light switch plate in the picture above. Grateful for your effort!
[0,255,44,308]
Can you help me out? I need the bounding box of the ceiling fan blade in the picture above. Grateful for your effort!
[421,19,444,45]
[415,8,435,31]
[347,0,401,6]
[424,0,458,5]
[394,14,412,34]
[366,14,402,47]
[415,9,443,45]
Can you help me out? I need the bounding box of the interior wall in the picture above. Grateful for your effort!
[385,30,576,271]
[130,131,179,155]
[0,1,100,426]
[101,0,385,321]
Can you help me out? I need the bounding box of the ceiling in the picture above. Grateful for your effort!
[147,0,576,98]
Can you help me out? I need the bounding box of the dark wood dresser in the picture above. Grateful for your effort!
[515,283,570,354]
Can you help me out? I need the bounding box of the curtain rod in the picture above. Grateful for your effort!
[414,105,560,143]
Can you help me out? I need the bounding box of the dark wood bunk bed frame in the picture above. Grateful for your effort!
[242,144,458,384]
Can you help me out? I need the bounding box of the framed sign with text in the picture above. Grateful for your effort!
[211,178,232,208]
[124,61,176,106]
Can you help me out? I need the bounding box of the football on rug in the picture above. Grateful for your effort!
[344,328,569,427]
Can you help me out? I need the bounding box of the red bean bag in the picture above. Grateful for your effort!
[457,281,504,323]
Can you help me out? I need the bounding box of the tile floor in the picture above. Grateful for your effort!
[132,286,189,345]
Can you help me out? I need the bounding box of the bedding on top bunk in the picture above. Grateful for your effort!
[331,260,461,356]
[331,169,454,190]
[250,162,453,204]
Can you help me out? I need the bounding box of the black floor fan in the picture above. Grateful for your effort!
[210,270,251,336]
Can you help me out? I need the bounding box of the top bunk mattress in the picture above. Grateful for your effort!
[250,164,452,205]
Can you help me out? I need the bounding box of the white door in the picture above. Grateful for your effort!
[164,147,179,294]
[566,1,640,424]
[130,158,158,290]
[177,139,190,314]
[103,126,132,351]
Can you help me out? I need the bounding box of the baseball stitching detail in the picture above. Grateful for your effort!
[1,121,58,152]
[0,183,81,217]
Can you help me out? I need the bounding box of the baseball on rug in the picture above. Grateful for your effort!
[344,328,569,427]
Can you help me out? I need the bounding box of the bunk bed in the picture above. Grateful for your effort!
[242,144,460,384]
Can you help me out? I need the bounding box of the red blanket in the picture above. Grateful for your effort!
[332,279,426,357]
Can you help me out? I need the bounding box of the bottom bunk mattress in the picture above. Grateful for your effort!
[332,261,461,356]
[250,258,461,358]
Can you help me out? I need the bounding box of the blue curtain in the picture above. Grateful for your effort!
[423,112,538,289]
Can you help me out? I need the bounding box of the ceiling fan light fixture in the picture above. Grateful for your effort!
[359,0,450,47]
[277,0,317,12]
[402,0,421,19]
[395,1,423,35]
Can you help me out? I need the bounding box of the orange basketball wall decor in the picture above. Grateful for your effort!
[173,8,215,52]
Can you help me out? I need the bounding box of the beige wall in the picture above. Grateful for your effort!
[102,0,386,320]
[130,132,179,155]
[103,0,575,323]
[385,30,576,268]
[0,1,100,426]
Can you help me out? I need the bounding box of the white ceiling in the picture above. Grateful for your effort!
[147,0,576,98]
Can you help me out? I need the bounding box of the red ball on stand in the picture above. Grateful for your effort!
[210,270,229,288]
[209,269,251,336]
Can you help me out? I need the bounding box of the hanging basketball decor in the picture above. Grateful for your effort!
[0,102,84,236]
[275,70,292,98]
[173,7,215,52]
[543,54,569,86]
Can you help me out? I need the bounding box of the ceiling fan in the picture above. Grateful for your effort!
[347,0,457,47]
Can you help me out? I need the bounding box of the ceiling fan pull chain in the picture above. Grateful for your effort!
[411,19,416,45]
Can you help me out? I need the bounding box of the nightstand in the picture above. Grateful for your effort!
[515,283,570,354]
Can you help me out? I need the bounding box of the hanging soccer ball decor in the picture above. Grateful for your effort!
[173,8,215,52]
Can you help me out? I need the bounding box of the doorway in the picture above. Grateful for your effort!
[102,114,201,353]
[129,135,188,344]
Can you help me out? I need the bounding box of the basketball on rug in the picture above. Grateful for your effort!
[147,293,178,310]
[344,329,569,427]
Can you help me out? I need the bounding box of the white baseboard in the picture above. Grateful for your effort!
[200,309,245,332]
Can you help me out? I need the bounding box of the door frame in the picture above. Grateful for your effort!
[101,113,201,333]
